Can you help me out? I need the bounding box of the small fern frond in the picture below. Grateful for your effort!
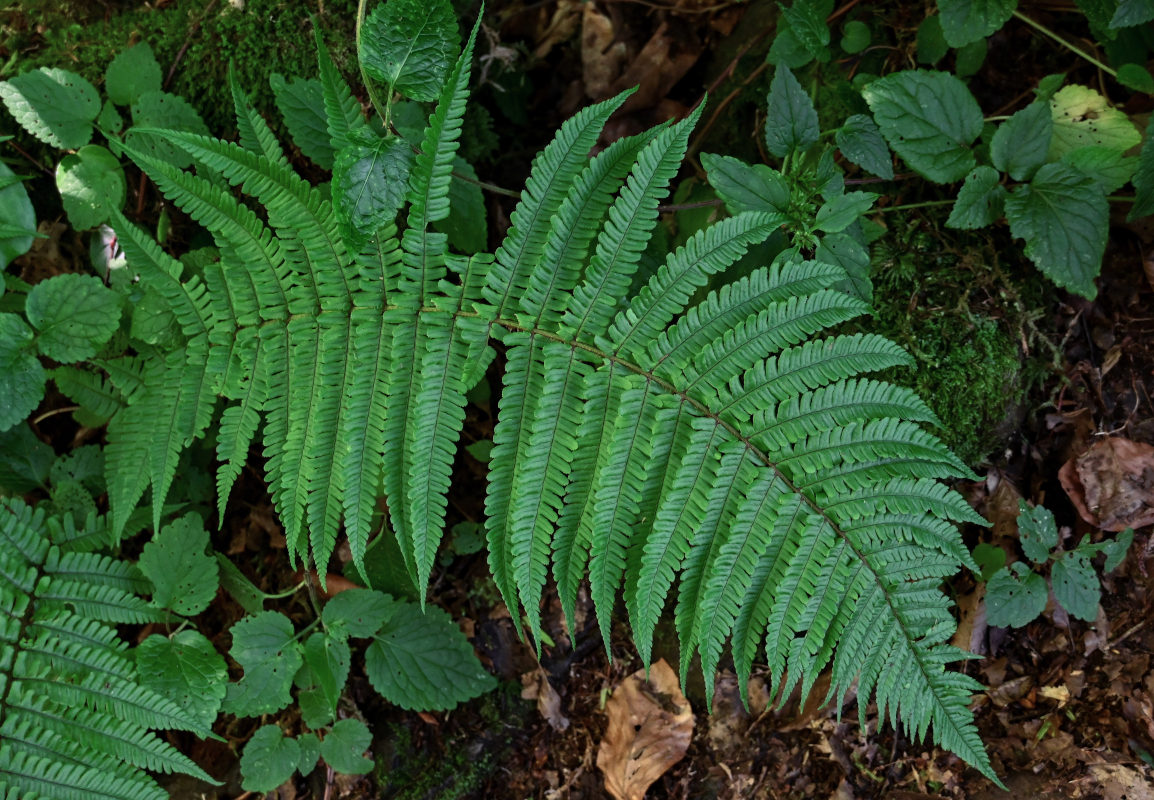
[229,62,290,169]
[314,26,364,152]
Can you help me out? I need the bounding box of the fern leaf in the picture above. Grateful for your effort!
[229,63,290,169]
[314,26,364,152]
[215,335,268,524]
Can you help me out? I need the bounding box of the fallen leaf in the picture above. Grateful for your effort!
[1059,437,1154,531]
[522,667,570,732]
[609,21,701,113]
[581,3,627,101]
[1084,763,1154,800]
[596,659,694,800]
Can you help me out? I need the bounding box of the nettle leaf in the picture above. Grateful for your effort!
[1017,501,1058,564]
[320,718,374,775]
[26,273,122,363]
[270,73,335,169]
[364,602,495,711]
[1005,162,1108,298]
[0,314,45,431]
[937,0,1016,47]
[835,114,894,179]
[990,101,1051,181]
[861,70,983,183]
[1061,146,1139,194]
[1130,116,1154,221]
[139,513,219,615]
[947,166,1006,229]
[1111,0,1154,27]
[224,611,303,716]
[128,91,211,168]
[241,725,301,793]
[0,67,100,148]
[1051,553,1099,621]
[765,65,820,159]
[814,192,877,234]
[768,18,815,69]
[985,562,1047,628]
[322,588,396,639]
[1048,84,1141,161]
[360,0,458,101]
[299,632,351,727]
[104,42,162,107]
[55,144,127,231]
[332,130,414,251]
[435,157,487,253]
[781,0,832,62]
[701,153,790,214]
[0,162,35,271]
[0,424,53,492]
[137,630,228,730]
[297,732,321,776]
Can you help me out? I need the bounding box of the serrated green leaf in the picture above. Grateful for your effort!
[765,66,820,159]
[1051,553,1099,621]
[0,313,45,430]
[105,42,162,107]
[297,732,321,776]
[128,91,211,168]
[360,0,458,101]
[1061,146,1139,193]
[767,20,814,69]
[97,99,124,135]
[0,162,34,271]
[782,0,832,61]
[137,630,228,730]
[215,553,267,614]
[991,102,1051,181]
[1111,0,1154,27]
[1034,73,1066,102]
[1129,116,1154,221]
[270,73,335,169]
[1117,63,1154,94]
[333,131,414,251]
[434,157,487,253]
[25,273,121,363]
[835,114,893,179]
[139,513,219,615]
[1017,501,1058,564]
[814,231,871,302]
[947,166,1006,229]
[320,718,374,775]
[322,588,396,639]
[985,562,1048,627]
[0,423,53,492]
[241,725,300,793]
[937,0,1016,47]
[1005,162,1108,298]
[861,70,983,183]
[814,191,877,233]
[1099,528,1133,573]
[916,15,949,65]
[1048,84,1141,161]
[50,443,105,492]
[840,20,871,54]
[364,602,495,710]
[701,152,790,214]
[954,36,988,79]
[223,611,302,717]
[0,67,99,148]
[300,632,350,726]
[972,542,1006,581]
[56,145,127,231]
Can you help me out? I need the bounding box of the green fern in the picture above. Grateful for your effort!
[0,498,215,799]
[103,19,997,781]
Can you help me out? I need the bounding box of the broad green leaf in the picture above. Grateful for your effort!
[1061,146,1139,193]
[97,100,124,135]
[814,191,877,233]
[1034,73,1066,102]
[128,90,211,168]
[1111,0,1154,27]
[0,162,35,270]
[765,66,820,159]
[241,725,300,793]
[1017,501,1058,564]
[319,718,374,775]
[1051,553,1099,621]
[322,587,396,639]
[0,67,99,148]
[814,231,871,302]
[270,73,335,169]
[137,630,228,730]
[916,15,949,65]
[25,273,121,363]
[767,20,814,69]
[300,632,351,726]
[861,70,983,183]
[1048,84,1141,161]
[701,153,790,214]
[55,144,127,230]
[223,611,302,717]
[104,42,162,107]
[139,513,219,615]
[840,20,871,54]
[835,114,894,179]
[364,601,495,710]
[297,733,321,776]
[216,553,267,614]
[1127,115,1154,221]
[954,37,988,79]
[985,562,1047,627]
[1005,162,1108,298]
[937,0,1016,47]
[972,542,1006,582]
[1099,528,1133,573]
[1074,0,1118,34]
[946,166,1005,229]
[332,130,414,251]
[990,102,1051,181]
[782,0,832,62]
[360,0,458,101]
[1117,64,1154,94]
[0,423,53,492]
[49,444,104,492]
[435,157,487,253]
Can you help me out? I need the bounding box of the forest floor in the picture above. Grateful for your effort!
[3,0,1154,798]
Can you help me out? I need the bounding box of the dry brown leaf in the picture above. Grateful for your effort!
[1084,764,1154,800]
[1059,437,1154,531]
[533,0,582,60]
[596,659,694,800]
[609,21,701,113]
[581,3,627,101]
[521,667,570,731]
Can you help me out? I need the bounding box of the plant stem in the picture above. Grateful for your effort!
[878,199,955,213]
[356,0,392,126]
[1012,10,1116,78]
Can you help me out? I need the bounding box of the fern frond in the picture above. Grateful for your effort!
[314,25,364,153]
[229,62,290,169]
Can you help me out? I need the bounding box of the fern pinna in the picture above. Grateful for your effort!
[0,499,213,798]
[103,16,996,780]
